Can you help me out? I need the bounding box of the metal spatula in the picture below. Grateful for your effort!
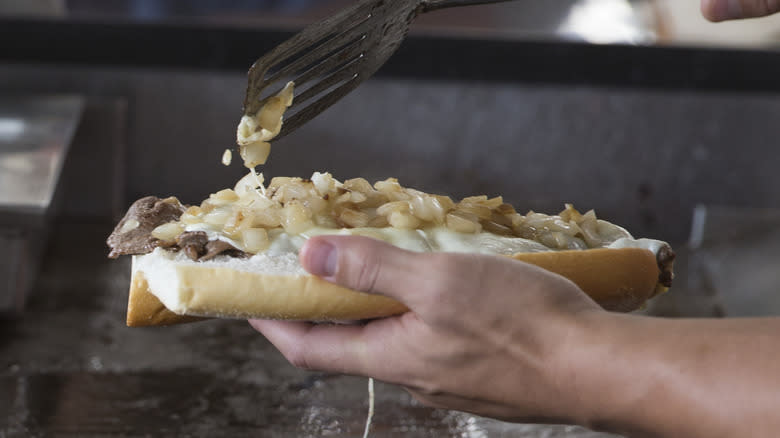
[243,0,514,140]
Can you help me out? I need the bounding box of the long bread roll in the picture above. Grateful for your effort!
[125,245,669,327]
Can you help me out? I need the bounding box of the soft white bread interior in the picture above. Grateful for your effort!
[126,246,664,327]
[128,248,409,326]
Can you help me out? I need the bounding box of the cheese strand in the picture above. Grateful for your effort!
[362,377,375,438]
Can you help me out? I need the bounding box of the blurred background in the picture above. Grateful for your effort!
[1,1,779,436]
[4,0,780,46]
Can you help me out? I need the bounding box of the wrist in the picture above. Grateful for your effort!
[533,309,617,428]
[564,312,685,437]
[553,311,650,434]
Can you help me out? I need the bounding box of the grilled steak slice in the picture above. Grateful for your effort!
[107,196,186,258]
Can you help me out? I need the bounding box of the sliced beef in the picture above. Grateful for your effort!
[201,240,242,261]
[106,196,186,258]
[657,244,676,287]
[177,231,209,261]
[174,232,247,261]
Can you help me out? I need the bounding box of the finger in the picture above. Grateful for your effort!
[248,316,422,380]
[249,319,372,374]
[300,235,442,308]
[406,389,549,424]
[701,0,780,21]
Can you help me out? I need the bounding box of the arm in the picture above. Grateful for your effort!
[701,0,780,21]
[250,236,780,437]
[572,314,780,437]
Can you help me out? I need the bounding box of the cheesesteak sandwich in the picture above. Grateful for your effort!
[107,170,675,326]
[107,82,673,327]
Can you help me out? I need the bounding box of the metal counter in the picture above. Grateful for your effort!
[1,222,622,437]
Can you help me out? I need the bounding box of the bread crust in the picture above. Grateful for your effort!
[511,248,663,312]
[126,247,664,327]
[127,273,206,326]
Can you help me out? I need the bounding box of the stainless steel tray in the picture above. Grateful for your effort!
[0,94,83,224]
[0,94,83,313]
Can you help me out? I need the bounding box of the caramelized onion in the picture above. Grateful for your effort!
[158,170,631,255]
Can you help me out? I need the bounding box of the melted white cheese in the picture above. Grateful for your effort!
[607,237,666,254]
[185,223,665,257]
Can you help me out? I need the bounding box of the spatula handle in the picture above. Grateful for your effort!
[421,0,516,13]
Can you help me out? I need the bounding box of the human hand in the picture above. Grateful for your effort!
[249,235,606,424]
[701,0,780,21]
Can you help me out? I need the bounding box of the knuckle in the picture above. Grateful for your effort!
[284,345,314,371]
[413,253,465,312]
[406,384,447,408]
[418,253,497,320]
[352,253,383,293]
[425,253,471,291]
[413,380,446,398]
[428,251,473,275]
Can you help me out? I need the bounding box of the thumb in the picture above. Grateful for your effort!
[701,0,780,21]
[299,235,432,306]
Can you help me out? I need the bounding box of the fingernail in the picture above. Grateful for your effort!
[305,240,338,277]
